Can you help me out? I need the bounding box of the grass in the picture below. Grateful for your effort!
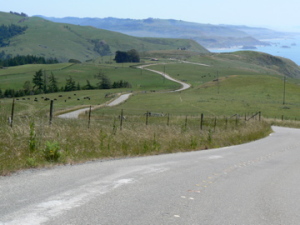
[1,51,300,175]
[0,111,271,176]
[0,62,179,91]
[92,73,300,119]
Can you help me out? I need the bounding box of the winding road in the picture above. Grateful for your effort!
[1,126,300,224]
[57,63,193,119]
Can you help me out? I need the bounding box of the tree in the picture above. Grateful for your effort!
[93,40,111,56]
[114,51,128,63]
[114,49,140,63]
[83,80,94,90]
[23,80,32,95]
[64,76,76,91]
[32,69,44,91]
[48,73,59,93]
[95,71,111,89]
[112,80,131,88]
[127,49,140,62]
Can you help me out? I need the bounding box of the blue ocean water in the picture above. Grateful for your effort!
[209,35,300,65]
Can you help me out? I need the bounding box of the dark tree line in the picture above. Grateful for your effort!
[0,55,59,67]
[0,70,132,98]
[0,24,28,47]
[9,11,28,17]
[114,49,140,63]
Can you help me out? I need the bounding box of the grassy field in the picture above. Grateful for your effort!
[89,55,300,120]
[1,50,300,175]
[1,51,300,119]
[0,62,180,91]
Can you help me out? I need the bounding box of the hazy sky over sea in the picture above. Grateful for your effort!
[1,0,300,31]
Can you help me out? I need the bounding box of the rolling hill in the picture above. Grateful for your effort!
[37,16,290,49]
[0,12,209,62]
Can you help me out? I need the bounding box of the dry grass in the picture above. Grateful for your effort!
[0,114,272,176]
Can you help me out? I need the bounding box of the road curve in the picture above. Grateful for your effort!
[1,126,300,224]
[138,64,191,92]
[106,93,132,107]
[57,63,191,119]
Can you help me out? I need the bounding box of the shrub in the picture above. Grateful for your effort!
[43,141,61,162]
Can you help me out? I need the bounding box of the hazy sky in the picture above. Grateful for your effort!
[1,0,300,31]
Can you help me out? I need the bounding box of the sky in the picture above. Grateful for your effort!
[1,0,300,31]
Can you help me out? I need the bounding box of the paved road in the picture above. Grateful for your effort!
[57,108,91,119]
[106,93,132,107]
[57,93,133,119]
[1,126,300,224]
[142,66,191,92]
[57,64,191,119]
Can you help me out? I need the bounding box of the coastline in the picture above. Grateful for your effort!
[208,36,300,65]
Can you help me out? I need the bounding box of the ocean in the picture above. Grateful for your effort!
[209,35,300,66]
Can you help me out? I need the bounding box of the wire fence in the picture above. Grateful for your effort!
[8,97,300,132]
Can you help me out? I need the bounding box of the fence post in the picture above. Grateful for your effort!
[259,111,261,121]
[49,100,53,125]
[10,98,15,127]
[185,115,188,130]
[88,106,92,128]
[213,117,217,132]
[146,111,149,126]
[236,114,238,127]
[120,109,124,130]
[200,113,204,130]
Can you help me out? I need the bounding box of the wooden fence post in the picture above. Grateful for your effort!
[120,109,124,130]
[200,113,204,130]
[10,98,15,127]
[88,106,92,128]
[185,115,188,130]
[49,100,53,125]
[214,117,217,132]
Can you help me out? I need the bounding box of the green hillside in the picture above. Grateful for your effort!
[0,12,209,62]
[39,16,290,49]
[1,50,300,115]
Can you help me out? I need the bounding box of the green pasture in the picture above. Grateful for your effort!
[0,89,122,118]
[1,53,300,120]
[0,62,179,91]
[92,73,300,119]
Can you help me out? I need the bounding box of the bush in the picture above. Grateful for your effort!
[43,141,61,162]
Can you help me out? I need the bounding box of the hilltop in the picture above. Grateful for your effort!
[0,12,208,62]
[37,16,290,49]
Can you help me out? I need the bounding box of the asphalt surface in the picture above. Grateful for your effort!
[57,108,90,119]
[106,93,132,107]
[1,126,300,224]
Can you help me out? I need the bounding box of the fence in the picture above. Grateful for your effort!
[5,99,264,130]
